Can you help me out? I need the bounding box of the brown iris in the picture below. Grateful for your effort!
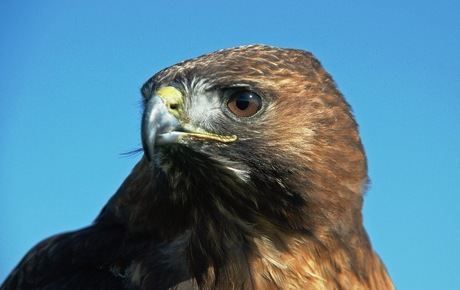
[227,90,262,117]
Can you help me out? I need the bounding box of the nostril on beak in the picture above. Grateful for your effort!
[169,104,179,111]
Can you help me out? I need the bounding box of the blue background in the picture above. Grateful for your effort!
[1,1,459,288]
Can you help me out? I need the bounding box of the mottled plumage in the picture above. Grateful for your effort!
[1,45,394,289]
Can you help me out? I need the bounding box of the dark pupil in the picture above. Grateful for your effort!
[236,98,250,110]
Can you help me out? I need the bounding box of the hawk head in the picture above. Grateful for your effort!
[137,44,367,237]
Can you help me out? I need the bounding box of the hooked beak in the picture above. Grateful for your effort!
[141,87,237,162]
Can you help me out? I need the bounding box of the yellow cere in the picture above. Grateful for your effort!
[156,86,184,118]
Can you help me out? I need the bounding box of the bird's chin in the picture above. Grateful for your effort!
[155,132,184,145]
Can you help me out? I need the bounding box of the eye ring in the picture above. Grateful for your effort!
[227,90,262,117]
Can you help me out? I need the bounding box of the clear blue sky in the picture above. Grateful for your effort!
[1,1,459,288]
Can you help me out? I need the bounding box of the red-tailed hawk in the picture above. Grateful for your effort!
[1,45,394,289]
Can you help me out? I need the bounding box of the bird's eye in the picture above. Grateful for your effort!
[227,90,262,117]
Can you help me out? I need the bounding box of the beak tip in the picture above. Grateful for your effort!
[141,95,182,164]
[142,139,154,162]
